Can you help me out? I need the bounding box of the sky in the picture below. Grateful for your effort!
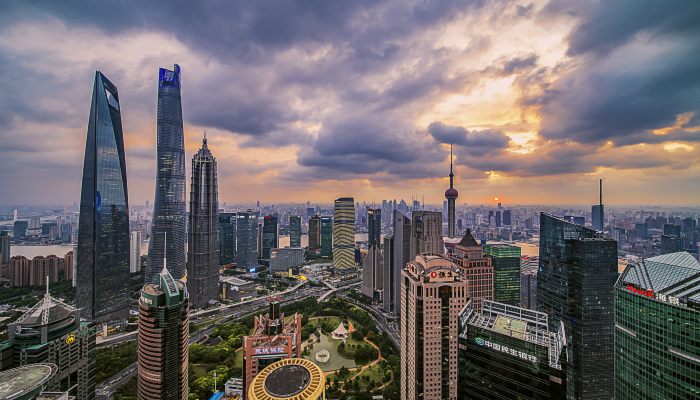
[0,0,699,207]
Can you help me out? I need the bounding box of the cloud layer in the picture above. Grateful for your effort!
[0,0,698,205]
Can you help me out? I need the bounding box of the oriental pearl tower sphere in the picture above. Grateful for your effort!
[445,144,459,238]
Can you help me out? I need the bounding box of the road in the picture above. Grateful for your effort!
[96,282,324,399]
[335,289,400,349]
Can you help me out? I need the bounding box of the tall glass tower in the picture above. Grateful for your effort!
[147,65,186,281]
[236,210,258,269]
[77,71,131,323]
[332,197,356,271]
[186,136,219,309]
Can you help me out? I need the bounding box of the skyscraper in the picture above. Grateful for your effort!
[308,215,321,250]
[392,210,411,316]
[451,229,493,312]
[591,179,604,231]
[147,65,186,281]
[261,216,278,259]
[409,210,444,260]
[0,231,9,269]
[289,215,301,248]
[130,231,142,274]
[615,252,700,399]
[361,244,383,300]
[1,283,97,400]
[137,264,189,400]
[458,300,567,399]
[484,243,521,305]
[77,71,130,322]
[367,208,381,248]
[537,213,617,400]
[236,210,258,270]
[381,233,395,313]
[320,216,333,257]
[401,254,467,400]
[219,212,236,266]
[186,136,219,309]
[332,197,356,272]
[445,144,458,238]
[13,220,28,239]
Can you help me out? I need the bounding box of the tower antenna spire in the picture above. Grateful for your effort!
[203,130,207,145]
[162,232,168,274]
[599,178,603,206]
[449,143,454,189]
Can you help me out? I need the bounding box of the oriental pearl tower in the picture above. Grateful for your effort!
[445,144,458,238]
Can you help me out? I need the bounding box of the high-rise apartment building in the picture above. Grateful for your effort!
[130,231,142,274]
[137,265,189,400]
[615,252,700,399]
[591,179,604,231]
[400,254,467,400]
[242,302,302,398]
[451,229,493,312]
[458,300,567,399]
[320,216,333,258]
[308,215,321,250]
[289,215,301,248]
[76,71,130,322]
[186,137,219,309]
[484,243,521,305]
[261,216,278,260]
[236,210,258,269]
[361,245,383,300]
[147,65,187,281]
[445,144,458,238]
[332,197,356,272]
[392,210,411,316]
[219,212,237,266]
[410,211,444,260]
[367,208,382,248]
[0,286,96,399]
[537,213,617,400]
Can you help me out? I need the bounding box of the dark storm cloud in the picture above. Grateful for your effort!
[427,122,510,155]
[536,0,700,146]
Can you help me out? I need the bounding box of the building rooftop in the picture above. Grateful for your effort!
[0,363,57,400]
[618,251,700,306]
[248,358,325,400]
[457,229,479,248]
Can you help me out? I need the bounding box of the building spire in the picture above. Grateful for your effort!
[203,130,207,146]
[449,143,454,189]
[599,178,603,206]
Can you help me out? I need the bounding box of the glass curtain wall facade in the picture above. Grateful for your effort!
[484,244,521,305]
[289,215,301,248]
[236,210,259,269]
[261,216,278,260]
[219,212,236,266]
[332,197,356,271]
[77,71,130,322]
[367,208,381,248]
[320,217,333,258]
[147,65,186,281]
[537,213,617,400]
[186,138,219,309]
[392,210,411,317]
[615,252,700,399]
[308,215,321,250]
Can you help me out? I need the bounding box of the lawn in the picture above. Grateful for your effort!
[302,332,356,372]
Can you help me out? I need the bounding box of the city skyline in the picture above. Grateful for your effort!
[1,2,699,206]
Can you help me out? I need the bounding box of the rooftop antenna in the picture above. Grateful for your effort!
[203,130,207,145]
[449,143,455,189]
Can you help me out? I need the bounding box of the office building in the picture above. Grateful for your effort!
[14,220,28,239]
[400,254,467,400]
[410,211,444,260]
[0,285,96,399]
[458,300,567,399]
[537,213,617,400]
[367,208,381,248]
[332,197,356,271]
[308,215,321,250]
[219,212,237,266]
[137,264,189,400]
[484,243,521,305]
[451,229,493,312]
[361,244,383,300]
[615,252,700,399]
[502,209,512,226]
[186,136,219,309]
[261,216,278,260]
[247,358,325,400]
[382,233,395,313]
[147,65,187,281]
[0,231,10,268]
[520,256,538,309]
[242,302,302,397]
[392,210,411,316]
[661,223,683,254]
[130,231,142,274]
[591,179,604,231]
[236,210,259,269]
[220,275,257,302]
[76,71,130,322]
[289,215,301,248]
[320,216,333,257]
[269,247,304,273]
[445,144,458,238]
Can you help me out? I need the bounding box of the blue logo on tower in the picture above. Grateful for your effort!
[475,337,485,346]
[159,68,179,86]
